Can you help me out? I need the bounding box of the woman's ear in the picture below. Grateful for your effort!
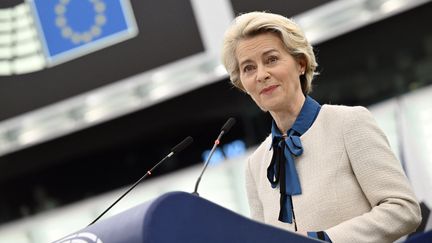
[297,56,307,74]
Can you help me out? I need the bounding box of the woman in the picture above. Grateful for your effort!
[221,12,421,243]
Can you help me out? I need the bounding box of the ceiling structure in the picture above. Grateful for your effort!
[0,0,429,157]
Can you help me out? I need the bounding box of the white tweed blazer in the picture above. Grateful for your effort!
[245,105,421,243]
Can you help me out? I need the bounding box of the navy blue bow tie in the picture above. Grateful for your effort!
[267,96,321,224]
[267,129,303,223]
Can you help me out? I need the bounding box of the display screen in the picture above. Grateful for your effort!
[0,0,204,121]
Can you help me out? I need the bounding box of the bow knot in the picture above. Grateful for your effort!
[266,96,321,224]
[284,131,303,156]
[267,129,303,223]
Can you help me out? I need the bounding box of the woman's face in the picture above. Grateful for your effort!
[236,32,305,112]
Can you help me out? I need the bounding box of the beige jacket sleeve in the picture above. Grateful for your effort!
[245,157,265,221]
[326,107,421,243]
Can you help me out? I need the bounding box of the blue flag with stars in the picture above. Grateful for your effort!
[29,0,138,65]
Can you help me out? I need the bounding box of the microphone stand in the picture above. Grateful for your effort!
[193,118,236,196]
[192,131,225,196]
[88,136,193,226]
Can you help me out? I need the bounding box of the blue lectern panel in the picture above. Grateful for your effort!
[54,191,319,243]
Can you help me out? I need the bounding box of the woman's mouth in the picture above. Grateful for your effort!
[260,85,279,95]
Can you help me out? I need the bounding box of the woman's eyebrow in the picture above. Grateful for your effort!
[239,49,279,67]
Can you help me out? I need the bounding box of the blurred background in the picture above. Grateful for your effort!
[0,0,431,242]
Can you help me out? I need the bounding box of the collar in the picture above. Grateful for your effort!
[271,96,321,139]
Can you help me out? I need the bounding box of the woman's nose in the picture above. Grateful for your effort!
[256,66,270,82]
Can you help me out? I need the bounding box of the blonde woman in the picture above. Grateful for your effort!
[222,11,421,243]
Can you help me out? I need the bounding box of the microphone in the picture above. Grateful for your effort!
[88,136,193,226]
[192,118,236,196]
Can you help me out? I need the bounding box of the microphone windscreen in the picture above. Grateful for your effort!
[171,136,193,153]
[221,117,236,133]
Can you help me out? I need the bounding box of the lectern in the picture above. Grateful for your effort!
[53,191,319,243]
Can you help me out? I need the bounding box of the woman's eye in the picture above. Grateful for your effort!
[243,65,255,73]
[267,56,278,63]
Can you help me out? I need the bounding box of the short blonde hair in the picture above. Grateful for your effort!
[222,11,318,94]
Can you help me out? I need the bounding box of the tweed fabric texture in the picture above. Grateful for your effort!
[245,105,421,243]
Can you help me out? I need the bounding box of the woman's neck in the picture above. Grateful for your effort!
[270,95,305,133]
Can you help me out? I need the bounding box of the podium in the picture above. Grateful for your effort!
[53,191,319,243]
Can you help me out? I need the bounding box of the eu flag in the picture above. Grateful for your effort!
[29,0,138,65]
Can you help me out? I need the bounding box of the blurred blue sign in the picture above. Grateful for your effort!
[28,0,138,65]
[202,140,247,166]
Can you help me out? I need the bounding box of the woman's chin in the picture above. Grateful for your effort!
[259,100,284,113]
